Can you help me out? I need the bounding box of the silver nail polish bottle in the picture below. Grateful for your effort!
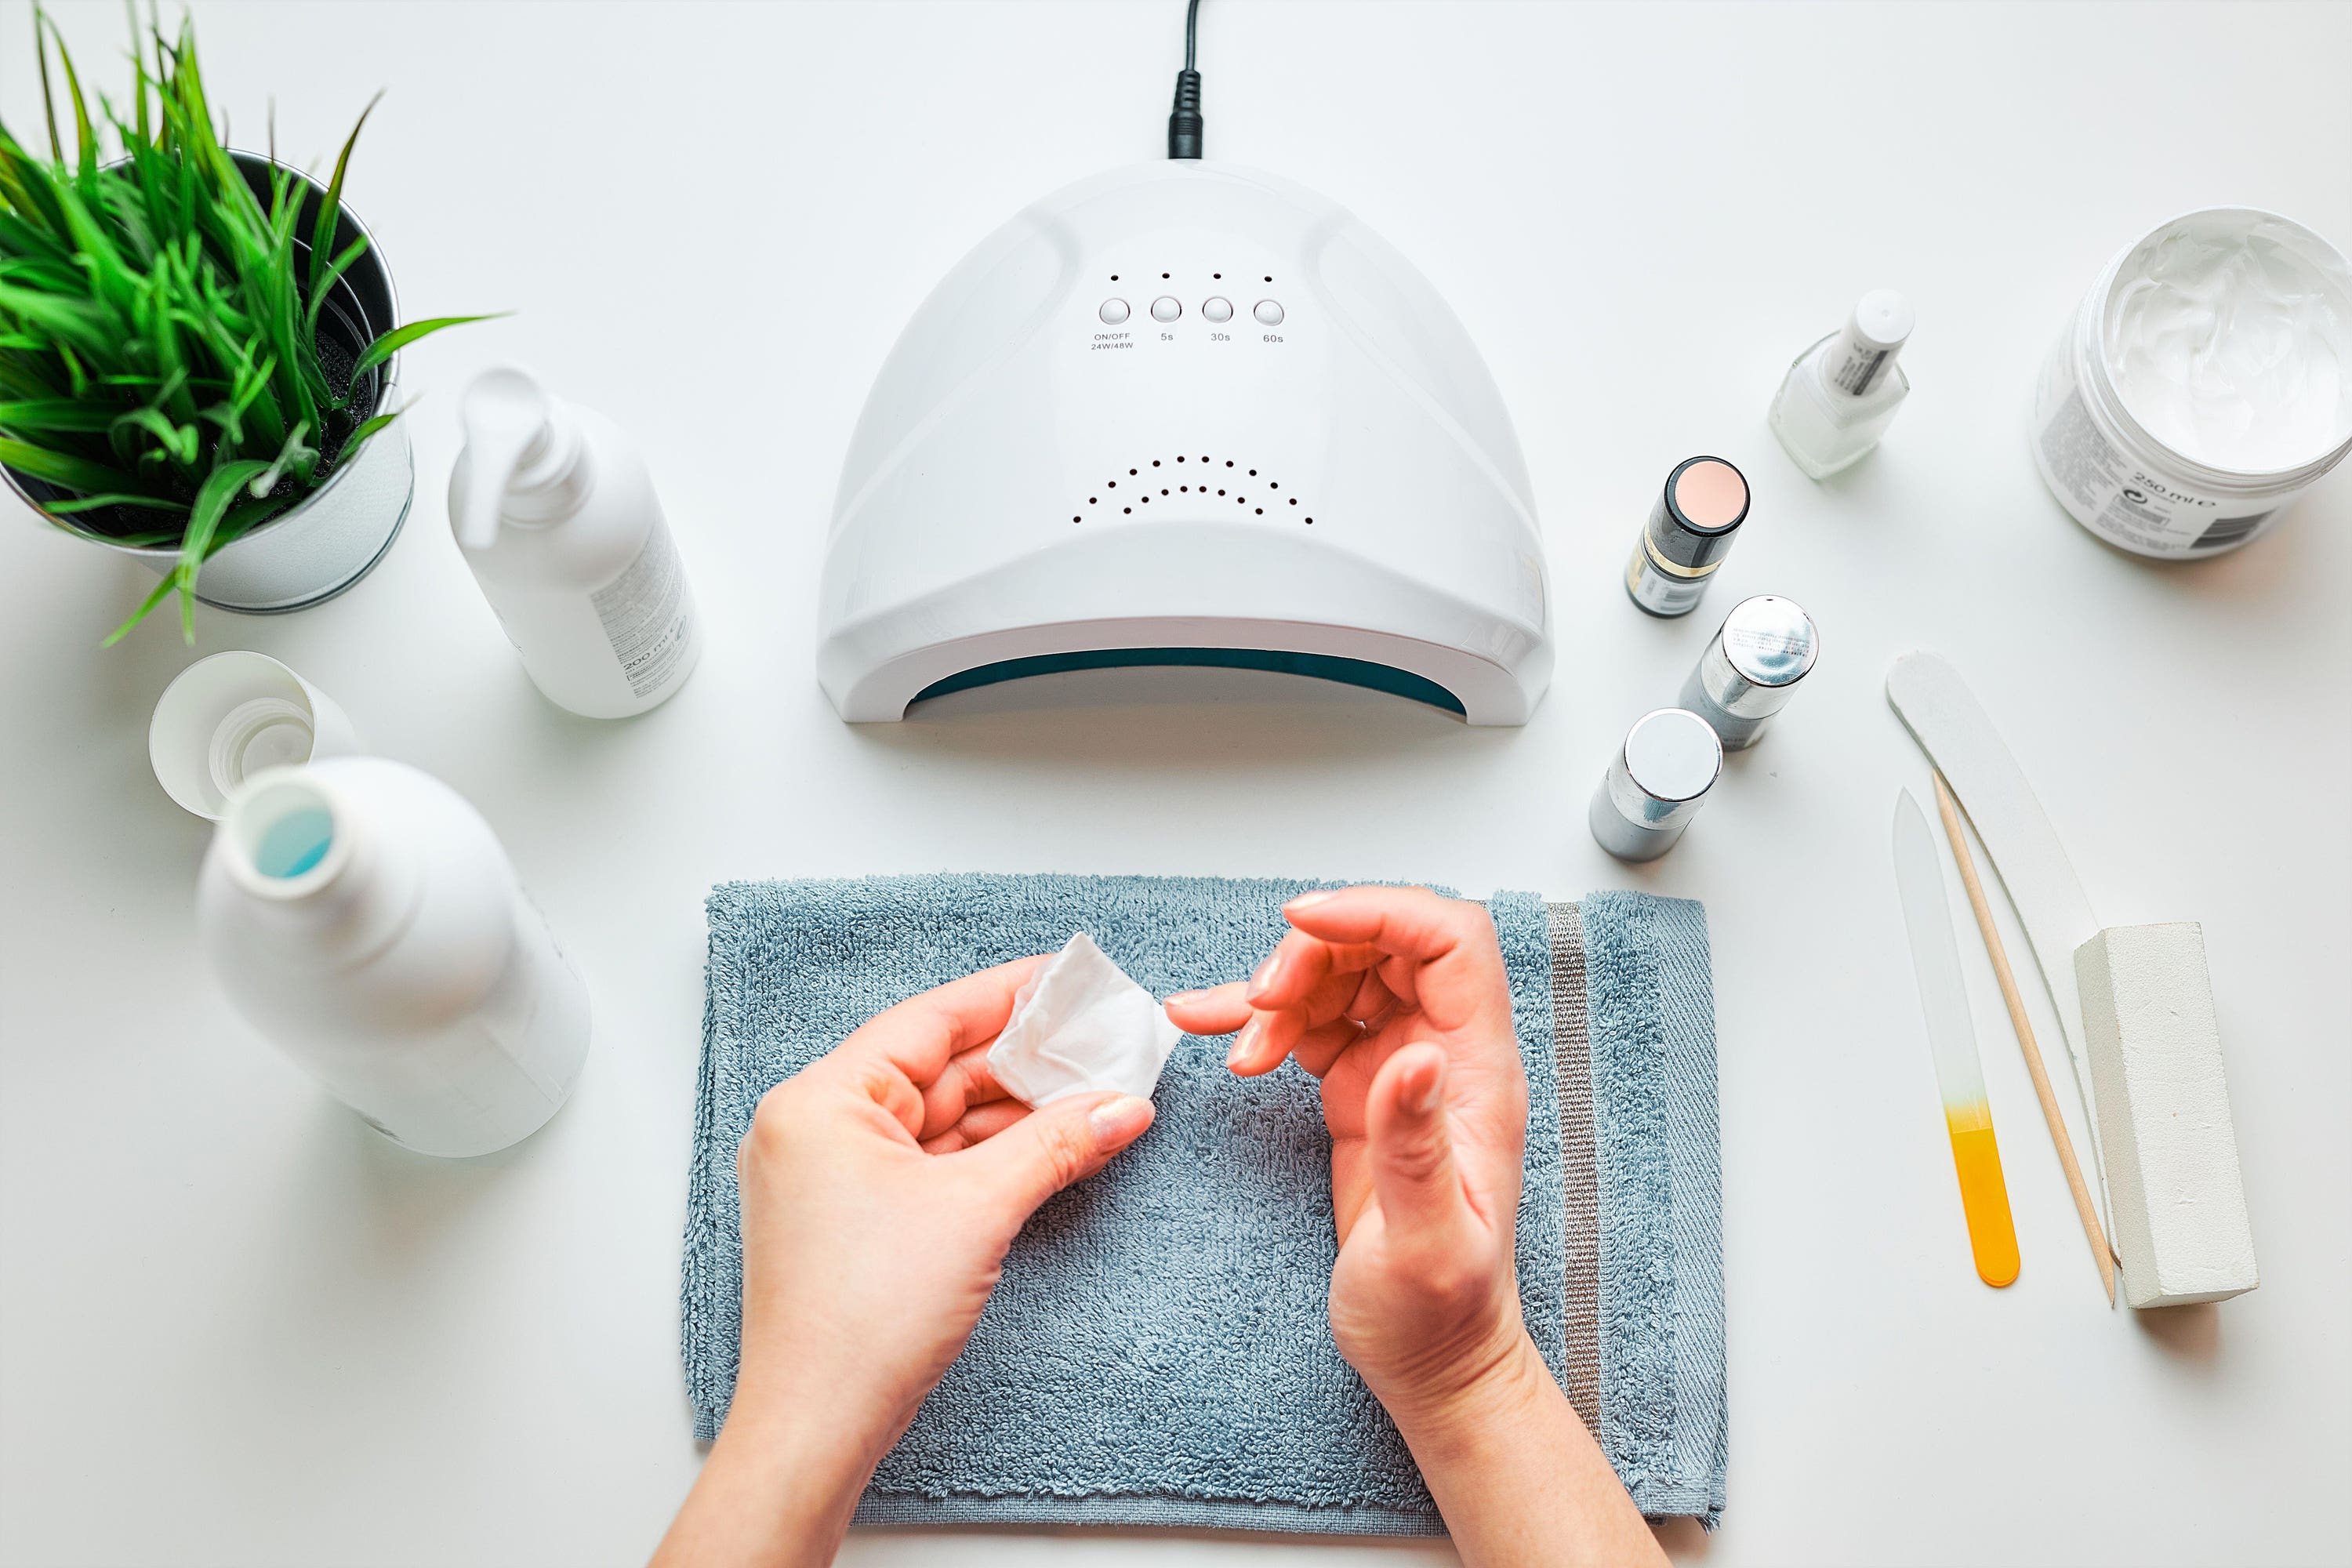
[1679,595,1820,750]
[1589,709,1723,862]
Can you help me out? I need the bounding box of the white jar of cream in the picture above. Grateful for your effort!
[2031,208,2351,557]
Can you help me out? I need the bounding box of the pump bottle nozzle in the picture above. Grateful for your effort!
[454,368,553,552]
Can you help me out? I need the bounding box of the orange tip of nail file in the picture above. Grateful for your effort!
[1944,1113,2022,1288]
[1895,790,2021,1288]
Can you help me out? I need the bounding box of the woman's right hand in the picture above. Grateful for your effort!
[1167,885,1665,1567]
[1164,884,1535,1420]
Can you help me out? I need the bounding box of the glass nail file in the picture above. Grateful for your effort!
[1893,789,2021,1288]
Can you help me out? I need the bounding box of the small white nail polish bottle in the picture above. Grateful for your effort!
[1769,289,1915,478]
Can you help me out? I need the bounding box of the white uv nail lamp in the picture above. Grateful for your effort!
[815,162,1553,725]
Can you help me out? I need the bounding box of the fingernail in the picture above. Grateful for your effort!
[1089,1094,1154,1143]
[1247,952,1287,1002]
[1285,891,1333,910]
[1228,1018,1261,1069]
[1408,1059,1444,1116]
[1164,989,1203,1006]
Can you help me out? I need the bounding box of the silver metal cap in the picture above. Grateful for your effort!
[1683,595,1819,750]
[1590,709,1722,860]
[1608,709,1722,826]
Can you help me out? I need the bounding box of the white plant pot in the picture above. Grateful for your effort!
[118,420,415,612]
[2,151,413,615]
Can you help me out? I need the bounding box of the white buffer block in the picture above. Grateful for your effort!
[2074,924,2259,1308]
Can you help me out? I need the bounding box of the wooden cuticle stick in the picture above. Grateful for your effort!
[1932,771,2119,1304]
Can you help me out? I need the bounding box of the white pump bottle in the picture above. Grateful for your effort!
[450,368,701,718]
[198,757,591,1156]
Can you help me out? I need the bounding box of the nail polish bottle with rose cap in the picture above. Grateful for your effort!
[1624,456,1750,619]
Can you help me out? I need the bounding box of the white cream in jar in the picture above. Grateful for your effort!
[2032,208,2352,557]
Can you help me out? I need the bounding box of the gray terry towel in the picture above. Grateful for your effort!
[684,875,1726,1534]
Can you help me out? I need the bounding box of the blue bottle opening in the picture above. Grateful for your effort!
[252,804,336,879]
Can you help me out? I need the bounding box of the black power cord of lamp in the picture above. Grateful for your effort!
[1167,0,1204,158]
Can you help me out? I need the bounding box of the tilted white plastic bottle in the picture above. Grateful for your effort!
[198,757,591,1156]
[449,368,701,718]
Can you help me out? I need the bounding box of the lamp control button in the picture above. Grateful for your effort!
[1201,296,1234,323]
[1253,299,1285,325]
[1150,296,1183,322]
[1098,298,1131,325]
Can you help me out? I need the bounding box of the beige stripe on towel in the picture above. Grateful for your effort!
[1547,902,1602,1441]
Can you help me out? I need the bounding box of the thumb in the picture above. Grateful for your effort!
[962,1092,1156,1217]
[1365,1044,1470,1248]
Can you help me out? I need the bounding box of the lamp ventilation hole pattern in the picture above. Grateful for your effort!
[1073,456,1313,525]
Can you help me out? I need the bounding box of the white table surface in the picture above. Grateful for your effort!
[3,2,2347,1563]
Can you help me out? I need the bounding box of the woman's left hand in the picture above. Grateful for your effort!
[653,958,1156,1566]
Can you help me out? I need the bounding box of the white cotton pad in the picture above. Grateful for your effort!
[2075,924,2259,1309]
[986,933,1183,1107]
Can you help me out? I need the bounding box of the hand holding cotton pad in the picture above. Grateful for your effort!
[987,934,1182,1106]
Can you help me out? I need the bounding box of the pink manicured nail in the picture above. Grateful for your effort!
[1164,989,1203,1006]
[1409,1060,1444,1115]
[1228,1019,1261,1069]
[1089,1094,1154,1143]
[1286,891,1334,910]
[1247,951,1287,1001]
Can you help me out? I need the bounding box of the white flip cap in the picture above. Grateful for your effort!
[149,652,361,819]
[453,367,568,550]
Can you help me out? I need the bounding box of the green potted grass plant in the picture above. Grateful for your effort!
[0,10,492,641]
